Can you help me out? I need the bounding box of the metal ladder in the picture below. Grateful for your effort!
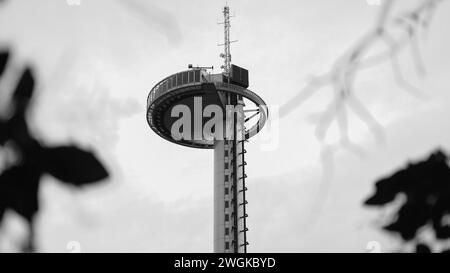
[238,137,249,252]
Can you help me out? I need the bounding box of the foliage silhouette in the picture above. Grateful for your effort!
[0,49,109,252]
[415,243,432,253]
[364,149,450,253]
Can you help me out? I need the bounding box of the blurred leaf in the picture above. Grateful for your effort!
[0,51,8,77]
[365,148,450,244]
[42,146,109,186]
[383,199,430,240]
[0,121,8,145]
[432,192,450,239]
[0,165,41,224]
[12,68,35,113]
[415,243,432,253]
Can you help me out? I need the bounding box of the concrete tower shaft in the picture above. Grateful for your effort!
[214,96,248,253]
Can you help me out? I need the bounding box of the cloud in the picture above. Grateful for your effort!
[116,0,183,47]
[38,182,212,252]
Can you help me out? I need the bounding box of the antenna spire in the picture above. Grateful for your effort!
[219,4,237,76]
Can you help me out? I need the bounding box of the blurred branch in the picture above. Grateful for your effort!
[281,0,443,142]
[284,0,445,225]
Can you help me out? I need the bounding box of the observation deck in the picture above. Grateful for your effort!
[146,68,268,149]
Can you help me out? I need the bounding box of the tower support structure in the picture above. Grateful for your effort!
[213,5,249,254]
[146,4,268,254]
[213,93,248,253]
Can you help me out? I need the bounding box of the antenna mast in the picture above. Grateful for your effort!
[219,5,236,76]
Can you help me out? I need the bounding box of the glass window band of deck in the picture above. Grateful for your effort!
[147,69,206,107]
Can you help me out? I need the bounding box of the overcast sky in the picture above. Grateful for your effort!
[0,0,449,252]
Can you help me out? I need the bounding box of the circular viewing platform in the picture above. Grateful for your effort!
[146,69,268,149]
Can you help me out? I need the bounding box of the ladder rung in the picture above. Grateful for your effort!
[239,200,248,206]
[239,187,248,193]
[239,174,248,180]
[238,162,247,167]
[239,228,249,233]
[239,214,248,219]
[238,147,247,152]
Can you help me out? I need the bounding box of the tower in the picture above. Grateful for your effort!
[146,5,268,253]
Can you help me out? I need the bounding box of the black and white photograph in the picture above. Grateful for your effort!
[1,0,450,262]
